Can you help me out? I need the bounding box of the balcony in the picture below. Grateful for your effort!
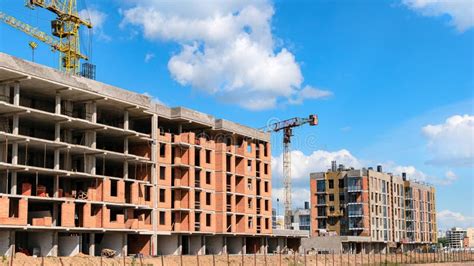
[348,222,367,230]
[348,210,363,217]
[316,200,326,206]
[347,185,362,192]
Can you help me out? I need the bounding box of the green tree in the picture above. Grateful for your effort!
[438,237,448,247]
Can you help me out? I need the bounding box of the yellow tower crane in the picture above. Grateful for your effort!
[0,0,93,77]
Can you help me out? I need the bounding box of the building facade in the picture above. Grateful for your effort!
[292,202,311,231]
[0,53,295,257]
[467,228,474,248]
[446,227,467,249]
[310,162,437,252]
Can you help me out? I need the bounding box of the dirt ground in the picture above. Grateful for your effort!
[2,252,474,266]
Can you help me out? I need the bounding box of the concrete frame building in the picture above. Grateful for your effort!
[446,227,467,249]
[310,162,437,253]
[0,53,301,257]
[292,202,311,231]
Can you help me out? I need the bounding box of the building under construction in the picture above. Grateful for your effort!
[0,53,306,257]
[309,162,437,253]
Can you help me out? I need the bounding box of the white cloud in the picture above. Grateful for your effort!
[402,0,474,32]
[272,187,310,209]
[389,164,458,185]
[142,92,166,106]
[272,149,361,182]
[422,114,474,166]
[121,0,329,110]
[144,53,155,63]
[438,209,474,229]
[391,165,428,181]
[79,6,110,41]
[442,170,458,185]
[271,149,361,208]
[289,85,333,105]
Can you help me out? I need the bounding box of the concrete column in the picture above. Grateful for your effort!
[122,233,128,257]
[123,161,129,180]
[10,172,17,195]
[223,237,228,254]
[10,113,18,195]
[123,137,129,179]
[89,233,95,256]
[55,93,61,114]
[52,202,58,226]
[54,124,61,143]
[13,82,19,106]
[54,149,60,170]
[124,110,129,130]
[52,231,58,256]
[8,231,15,257]
[151,114,158,256]
[89,101,97,123]
[202,236,206,255]
[53,175,59,197]
[178,235,183,255]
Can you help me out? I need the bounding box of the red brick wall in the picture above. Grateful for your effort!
[61,201,75,227]
[128,235,151,256]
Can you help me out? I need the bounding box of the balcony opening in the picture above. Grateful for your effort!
[159,189,166,203]
[205,150,211,164]
[206,193,211,206]
[205,171,211,185]
[206,213,211,227]
[110,180,118,197]
[159,144,166,158]
[159,211,166,225]
[160,166,166,180]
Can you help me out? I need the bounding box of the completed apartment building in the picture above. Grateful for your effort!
[0,53,292,258]
[310,161,437,253]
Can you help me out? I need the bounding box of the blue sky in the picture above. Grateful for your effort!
[1,0,473,230]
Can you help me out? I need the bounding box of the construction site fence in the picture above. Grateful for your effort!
[3,249,474,265]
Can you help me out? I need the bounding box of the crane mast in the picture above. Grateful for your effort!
[0,0,92,75]
[265,114,318,229]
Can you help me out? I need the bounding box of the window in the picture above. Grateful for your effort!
[206,214,211,227]
[160,143,166,157]
[339,194,344,201]
[248,198,252,209]
[328,180,334,189]
[159,211,166,225]
[206,193,211,205]
[145,186,151,201]
[329,206,335,212]
[338,179,344,188]
[110,180,118,197]
[264,200,269,211]
[329,194,334,201]
[8,198,19,218]
[264,164,268,175]
[264,182,268,193]
[205,150,211,164]
[206,171,211,185]
[159,189,166,203]
[248,217,253,228]
[160,166,166,180]
[316,180,325,192]
[247,143,252,153]
[247,178,252,190]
